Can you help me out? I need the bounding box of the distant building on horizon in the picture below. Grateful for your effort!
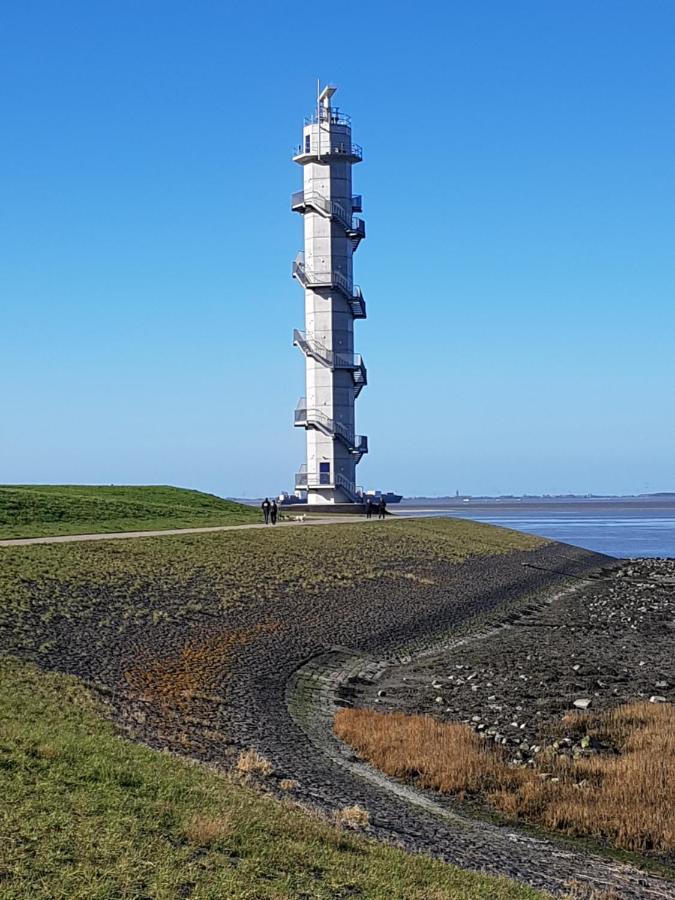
[290,85,368,505]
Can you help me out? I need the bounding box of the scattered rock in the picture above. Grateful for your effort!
[573,698,592,710]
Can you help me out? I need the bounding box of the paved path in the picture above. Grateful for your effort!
[0,515,379,547]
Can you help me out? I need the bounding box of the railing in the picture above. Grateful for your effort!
[292,252,353,296]
[304,107,351,126]
[354,435,368,455]
[295,468,359,496]
[294,399,366,456]
[293,329,361,371]
[349,286,366,319]
[295,464,308,488]
[291,190,363,235]
[353,355,367,396]
[348,217,366,241]
[335,472,361,500]
[292,255,365,319]
[294,331,367,397]
[295,465,335,489]
[293,141,363,161]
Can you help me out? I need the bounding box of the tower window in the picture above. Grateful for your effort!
[319,462,331,484]
[305,135,311,153]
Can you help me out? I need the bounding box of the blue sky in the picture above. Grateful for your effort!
[1,1,673,497]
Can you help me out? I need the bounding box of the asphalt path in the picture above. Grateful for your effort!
[0,515,381,547]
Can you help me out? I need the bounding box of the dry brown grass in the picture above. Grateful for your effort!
[335,708,527,796]
[183,812,233,846]
[235,748,274,777]
[334,703,675,852]
[279,778,300,792]
[334,804,370,829]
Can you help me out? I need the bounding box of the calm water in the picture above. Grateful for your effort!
[396,500,675,558]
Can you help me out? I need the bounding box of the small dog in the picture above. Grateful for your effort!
[293,514,307,523]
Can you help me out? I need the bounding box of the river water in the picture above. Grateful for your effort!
[395,498,675,559]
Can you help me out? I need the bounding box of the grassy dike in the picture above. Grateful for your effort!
[0,657,546,900]
[0,485,259,539]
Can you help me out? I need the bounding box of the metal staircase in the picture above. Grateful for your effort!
[294,399,368,462]
[292,252,352,296]
[291,190,365,252]
[348,286,367,319]
[295,465,363,503]
[293,330,367,397]
[292,254,367,320]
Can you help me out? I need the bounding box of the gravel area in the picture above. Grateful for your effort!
[352,557,674,769]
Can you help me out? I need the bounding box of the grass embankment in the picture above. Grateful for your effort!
[334,706,675,853]
[0,518,542,650]
[0,658,546,900]
[0,485,259,539]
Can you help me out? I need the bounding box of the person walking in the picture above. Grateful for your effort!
[270,500,278,525]
[366,499,373,519]
[378,497,387,520]
[261,497,271,524]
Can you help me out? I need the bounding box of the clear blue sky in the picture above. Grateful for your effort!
[2,1,673,497]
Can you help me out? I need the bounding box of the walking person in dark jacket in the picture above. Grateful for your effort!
[270,500,278,525]
[366,499,373,519]
[261,497,271,524]
[378,497,387,519]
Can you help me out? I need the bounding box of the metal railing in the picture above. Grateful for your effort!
[335,472,362,500]
[293,329,360,370]
[304,107,351,126]
[295,465,334,489]
[293,331,367,397]
[292,252,352,296]
[348,217,366,241]
[293,141,363,161]
[349,286,366,319]
[292,255,365,319]
[294,399,367,457]
[291,190,364,236]
[295,468,360,497]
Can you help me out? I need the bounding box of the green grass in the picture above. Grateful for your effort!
[0,656,547,900]
[0,519,543,649]
[0,485,259,539]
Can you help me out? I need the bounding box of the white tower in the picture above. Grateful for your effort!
[291,85,368,505]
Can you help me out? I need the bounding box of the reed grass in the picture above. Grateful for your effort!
[334,703,675,852]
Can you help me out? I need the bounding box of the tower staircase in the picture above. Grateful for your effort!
[293,329,367,397]
[294,399,368,463]
[291,190,365,251]
[294,465,363,503]
[292,254,367,319]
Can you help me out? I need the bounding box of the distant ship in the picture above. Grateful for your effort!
[364,490,403,504]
